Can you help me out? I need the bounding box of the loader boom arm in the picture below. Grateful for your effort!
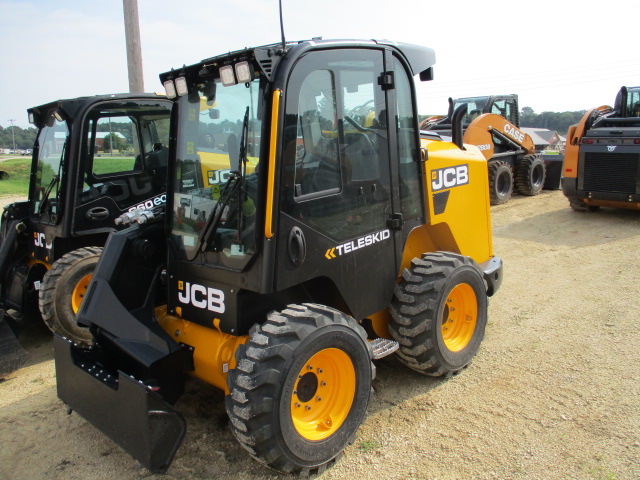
[463,113,536,160]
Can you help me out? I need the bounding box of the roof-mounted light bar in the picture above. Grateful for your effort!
[163,76,189,99]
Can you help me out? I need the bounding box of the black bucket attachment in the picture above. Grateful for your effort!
[0,313,30,378]
[54,335,186,474]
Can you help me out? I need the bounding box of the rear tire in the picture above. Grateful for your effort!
[488,160,513,205]
[226,303,374,475]
[389,252,488,376]
[516,155,546,196]
[39,247,101,345]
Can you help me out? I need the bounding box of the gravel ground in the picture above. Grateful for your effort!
[0,190,639,480]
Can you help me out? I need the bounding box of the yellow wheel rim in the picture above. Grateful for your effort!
[290,348,356,441]
[71,274,92,314]
[441,283,477,352]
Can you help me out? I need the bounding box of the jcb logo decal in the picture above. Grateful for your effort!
[325,229,390,260]
[207,169,232,185]
[177,280,225,313]
[431,165,469,192]
[34,232,52,249]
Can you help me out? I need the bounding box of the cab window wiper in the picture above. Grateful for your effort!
[38,137,66,215]
[38,175,60,215]
[187,172,241,261]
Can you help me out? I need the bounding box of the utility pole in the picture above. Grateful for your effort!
[122,0,144,93]
[8,119,17,154]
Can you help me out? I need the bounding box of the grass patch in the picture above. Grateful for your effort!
[358,439,381,454]
[0,157,31,195]
[92,155,136,176]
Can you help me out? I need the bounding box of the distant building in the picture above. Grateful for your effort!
[522,128,565,152]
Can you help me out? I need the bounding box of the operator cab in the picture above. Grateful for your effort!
[160,39,435,334]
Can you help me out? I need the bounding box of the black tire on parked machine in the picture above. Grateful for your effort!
[389,252,488,376]
[226,303,374,475]
[39,247,101,345]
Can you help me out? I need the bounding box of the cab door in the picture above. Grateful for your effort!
[275,48,424,319]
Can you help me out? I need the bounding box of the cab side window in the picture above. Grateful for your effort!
[393,56,422,221]
[282,50,389,241]
[293,70,341,197]
[79,104,171,209]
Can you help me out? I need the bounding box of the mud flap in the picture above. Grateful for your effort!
[54,335,186,474]
[0,313,30,378]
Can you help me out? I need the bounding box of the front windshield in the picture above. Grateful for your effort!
[453,96,489,123]
[31,114,68,216]
[172,77,262,266]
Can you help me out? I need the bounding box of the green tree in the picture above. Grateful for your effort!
[101,133,126,153]
[520,108,587,136]
[0,124,38,150]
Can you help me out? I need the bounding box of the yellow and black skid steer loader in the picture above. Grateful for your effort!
[53,39,503,475]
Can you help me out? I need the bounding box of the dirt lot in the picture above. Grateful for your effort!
[0,191,639,480]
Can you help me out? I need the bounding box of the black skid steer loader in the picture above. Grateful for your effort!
[54,39,503,474]
[0,94,171,376]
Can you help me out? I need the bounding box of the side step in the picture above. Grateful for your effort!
[54,335,186,474]
[370,337,399,360]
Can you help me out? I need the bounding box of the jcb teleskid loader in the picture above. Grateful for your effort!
[422,94,546,205]
[0,94,171,375]
[562,85,640,211]
[53,39,503,475]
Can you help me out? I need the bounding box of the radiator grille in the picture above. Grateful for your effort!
[582,153,639,193]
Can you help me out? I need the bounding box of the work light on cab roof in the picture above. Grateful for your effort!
[219,65,236,86]
[163,79,177,99]
[175,77,189,97]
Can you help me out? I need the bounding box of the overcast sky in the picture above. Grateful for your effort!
[2,0,640,128]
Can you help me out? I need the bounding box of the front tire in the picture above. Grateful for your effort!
[226,304,374,475]
[39,247,101,345]
[389,252,488,376]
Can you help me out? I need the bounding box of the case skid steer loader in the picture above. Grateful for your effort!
[0,94,171,376]
[562,85,640,211]
[53,39,503,475]
[422,94,546,205]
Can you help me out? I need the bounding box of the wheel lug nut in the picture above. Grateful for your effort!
[308,365,313,370]
[295,403,301,408]
[321,381,327,387]
[316,396,322,402]
[305,405,311,410]
[317,369,323,374]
